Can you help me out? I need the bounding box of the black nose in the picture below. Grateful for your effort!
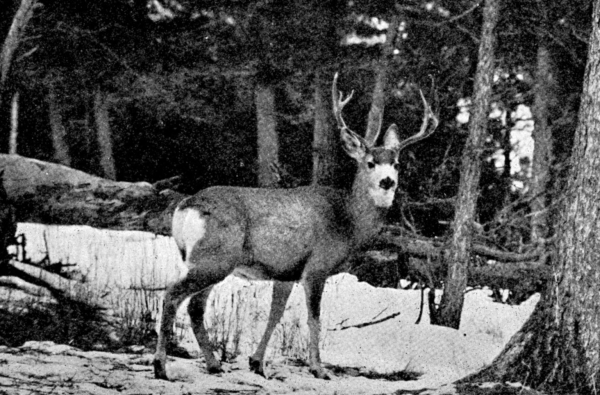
[380,177,395,190]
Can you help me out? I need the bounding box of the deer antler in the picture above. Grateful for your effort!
[397,90,439,152]
[332,73,355,133]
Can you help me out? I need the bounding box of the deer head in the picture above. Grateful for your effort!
[332,73,438,208]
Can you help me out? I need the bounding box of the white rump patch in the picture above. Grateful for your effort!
[172,208,206,260]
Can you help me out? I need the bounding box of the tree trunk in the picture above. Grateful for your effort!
[501,121,511,204]
[312,69,339,186]
[255,83,278,187]
[364,15,399,144]
[464,2,600,391]
[0,0,37,110]
[435,0,499,329]
[530,44,555,244]
[9,91,18,154]
[46,84,71,166]
[94,90,116,180]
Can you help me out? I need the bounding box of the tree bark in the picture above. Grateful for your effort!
[9,91,18,154]
[94,91,116,180]
[255,83,278,187]
[364,15,399,144]
[0,0,37,110]
[435,0,499,329]
[0,154,183,235]
[312,69,339,186]
[530,44,555,243]
[464,2,600,391]
[46,84,71,166]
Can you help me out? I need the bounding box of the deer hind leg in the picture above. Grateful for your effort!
[302,274,330,380]
[249,280,294,377]
[154,275,205,380]
[187,286,223,373]
[154,265,231,380]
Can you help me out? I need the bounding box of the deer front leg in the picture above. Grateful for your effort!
[187,287,223,374]
[302,275,330,380]
[249,281,294,377]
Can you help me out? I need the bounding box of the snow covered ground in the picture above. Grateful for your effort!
[3,223,540,393]
[175,274,538,389]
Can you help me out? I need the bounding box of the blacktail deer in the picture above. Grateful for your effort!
[154,73,438,380]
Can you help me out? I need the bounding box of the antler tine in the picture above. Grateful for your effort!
[332,73,355,131]
[397,89,439,152]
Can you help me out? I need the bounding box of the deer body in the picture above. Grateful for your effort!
[174,183,385,278]
[154,74,437,380]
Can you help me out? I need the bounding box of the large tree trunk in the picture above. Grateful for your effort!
[46,84,71,166]
[530,43,555,244]
[435,0,499,329]
[255,83,278,187]
[94,90,116,180]
[0,0,37,110]
[464,2,600,391]
[312,69,339,186]
[364,15,399,144]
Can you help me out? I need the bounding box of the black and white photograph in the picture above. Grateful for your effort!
[0,0,597,394]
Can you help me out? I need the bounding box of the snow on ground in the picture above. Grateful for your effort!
[322,276,539,387]
[188,274,538,389]
[3,223,540,393]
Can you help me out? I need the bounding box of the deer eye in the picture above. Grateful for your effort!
[367,161,376,169]
[393,163,400,171]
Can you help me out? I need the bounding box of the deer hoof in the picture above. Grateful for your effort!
[153,359,169,380]
[249,357,266,377]
[309,367,331,380]
[205,363,224,374]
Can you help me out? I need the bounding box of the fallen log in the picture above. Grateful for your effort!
[377,231,542,263]
[0,154,184,235]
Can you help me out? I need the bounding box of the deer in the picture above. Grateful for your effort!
[153,73,438,381]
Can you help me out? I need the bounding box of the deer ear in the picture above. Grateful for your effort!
[341,128,367,161]
[383,124,401,151]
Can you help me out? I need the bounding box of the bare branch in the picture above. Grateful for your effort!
[15,45,38,62]
[437,1,482,26]
[329,311,402,331]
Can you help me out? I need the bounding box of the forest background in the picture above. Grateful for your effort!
[1,0,599,392]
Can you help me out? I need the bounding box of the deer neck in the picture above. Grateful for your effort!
[346,178,387,247]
